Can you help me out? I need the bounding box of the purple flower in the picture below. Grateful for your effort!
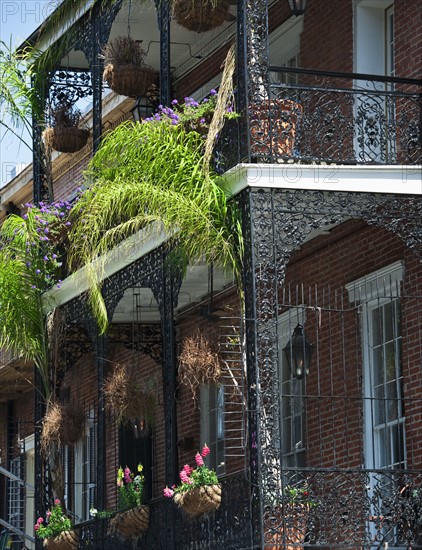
[210,89,217,96]
[35,269,41,274]
[171,99,178,105]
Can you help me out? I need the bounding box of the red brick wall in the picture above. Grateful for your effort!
[283,220,422,470]
[395,0,422,78]
[301,0,353,72]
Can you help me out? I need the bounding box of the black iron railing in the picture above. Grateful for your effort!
[75,468,422,549]
[216,68,422,171]
[76,473,253,549]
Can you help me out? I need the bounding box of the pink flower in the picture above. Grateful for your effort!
[201,444,210,457]
[46,511,52,518]
[37,517,44,524]
[34,524,39,532]
[180,470,190,483]
[183,464,193,476]
[54,499,60,505]
[124,467,132,483]
[195,453,204,467]
[163,487,174,498]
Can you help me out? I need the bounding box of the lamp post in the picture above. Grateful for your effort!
[283,324,313,379]
[131,97,153,122]
[287,0,308,16]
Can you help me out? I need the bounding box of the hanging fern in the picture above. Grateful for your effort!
[69,118,243,333]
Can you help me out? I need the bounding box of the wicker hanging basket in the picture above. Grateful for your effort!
[43,529,79,550]
[173,0,234,33]
[103,63,156,98]
[42,127,90,154]
[109,505,150,538]
[174,484,222,516]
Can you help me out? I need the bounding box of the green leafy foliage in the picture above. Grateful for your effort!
[163,445,218,498]
[0,202,71,398]
[69,99,243,333]
[0,40,44,148]
[116,464,145,509]
[34,500,72,539]
[283,483,316,507]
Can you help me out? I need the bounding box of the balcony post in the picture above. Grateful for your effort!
[155,0,171,106]
[237,0,271,163]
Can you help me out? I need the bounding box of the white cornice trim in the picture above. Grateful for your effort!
[222,164,422,196]
[42,222,168,313]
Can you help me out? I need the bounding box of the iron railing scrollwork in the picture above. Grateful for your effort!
[216,68,422,170]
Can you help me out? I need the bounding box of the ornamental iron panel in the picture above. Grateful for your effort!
[243,187,422,549]
[217,68,422,170]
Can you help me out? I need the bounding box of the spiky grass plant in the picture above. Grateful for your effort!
[0,217,49,397]
[69,118,243,333]
[0,203,71,399]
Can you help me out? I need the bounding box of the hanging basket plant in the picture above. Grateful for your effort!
[178,328,221,397]
[103,362,157,429]
[43,529,79,550]
[174,484,222,516]
[173,0,235,33]
[42,102,89,154]
[109,505,150,538]
[40,402,85,454]
[101,36,157,98]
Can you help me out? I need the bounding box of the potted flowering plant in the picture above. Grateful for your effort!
[264,483,314,550]
[109,464,149,538]
[34,499,78,550]
[163,445,222,516]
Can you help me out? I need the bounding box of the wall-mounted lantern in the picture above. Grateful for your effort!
[283,324,313,379]
[287,0,308,16]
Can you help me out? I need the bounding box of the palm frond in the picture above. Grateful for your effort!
[69,119,243,332]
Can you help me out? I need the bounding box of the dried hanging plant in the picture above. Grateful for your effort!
[41,401,85,455]
[103,362,157,428]
[178,329,221,398]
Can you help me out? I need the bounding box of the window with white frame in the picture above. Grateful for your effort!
[278,308,307,469]
[354,1,396,162]
[200,384,225,476]
[73,411,96,523]
[269,16,303,88]
[346,261,405,471]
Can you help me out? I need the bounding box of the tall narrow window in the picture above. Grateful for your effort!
[73,412,96,522]
[347,262,405,470]
[365,297,405,470]
[354,1,396,162]
[347,261,405,546]
[278,309,307,470]
[200,384,225,475]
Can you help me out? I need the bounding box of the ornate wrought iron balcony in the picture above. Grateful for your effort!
[74,469,422,548]
[216,68,422,171]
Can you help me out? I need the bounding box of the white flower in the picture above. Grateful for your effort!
[89,507,98,517]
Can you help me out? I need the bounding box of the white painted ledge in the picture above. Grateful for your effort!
[223,163,422,196]
[42,222,168,313]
